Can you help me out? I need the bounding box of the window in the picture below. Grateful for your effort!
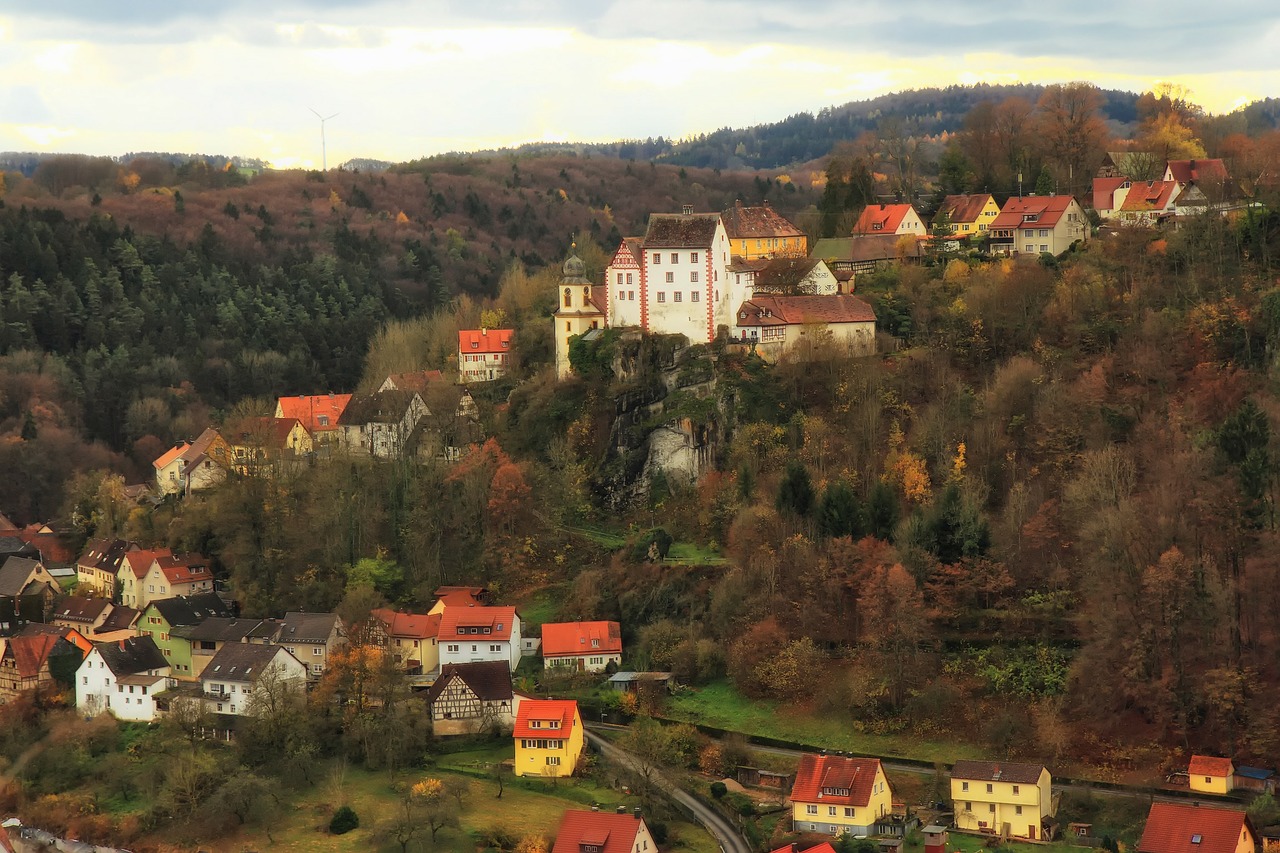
[665,272,674,283]
[690,271,699,282]
[691,252,699,263]
[651,253,660,264]
[1012,785,1019,795]
[626,273,633,285]
[1039,229,1049,237]
[546,756,561,766]
[691,291,700,302]
[965,802,972,811]
[82,676,88,685]
[845,807,855,817]
[962,782,969,792]
[1040,244,1049,253]
[657,293,665,303]
[670,253,678,264]
[1025,244,1035,253]
[447,644,458,652]
[312,647,323,656]
[806,805,818,815]
[616,273,622,285]
[828,806,837,816]
[490,644,501,652]
[986,784,993,793]
[311,663,323,674]
[989,804,996,813]
[217,703,223,712]
[628,291,635,300]
[674,292,682,302]
[1016,806,1023,815]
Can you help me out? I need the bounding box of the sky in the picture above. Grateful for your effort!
[3,1,1280,168]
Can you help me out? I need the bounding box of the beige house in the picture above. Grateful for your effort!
[276,612,346,680]
[337,390,428,459]
[138,554,214,606]
[733,294,877,361]
[369,608,441,675]
[152,428,232,495]
[988,195,1088,257]
[75,539,138,597]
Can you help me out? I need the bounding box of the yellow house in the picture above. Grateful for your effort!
[935,194,1002,236]
[1189,756,1235,795]
[227,417,314,473]
[513,699,583,778]
[790,754,893,837]
[721,201,808,260]
[951,760,1055,840]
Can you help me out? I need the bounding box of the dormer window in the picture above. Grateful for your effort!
[471,341,479,348]
[872,223,884,230]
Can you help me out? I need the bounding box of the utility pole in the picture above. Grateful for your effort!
[310,108,339,171]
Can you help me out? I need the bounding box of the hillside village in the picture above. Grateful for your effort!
[0,133,1278,852]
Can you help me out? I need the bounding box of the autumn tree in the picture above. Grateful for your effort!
[859,564,930,709]
[1035,83,1108,198]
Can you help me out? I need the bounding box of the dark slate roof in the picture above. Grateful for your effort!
[337,390,420,426]
[95,635,168,676]
[424,661,513,705]
[171,616,270,643]
[0,538,40,563]
[149,592,233,627]
[810,234,923,263]
[280,612,342,643]
[77,538,134,573]
[753,257,824,292]
[98,606,140,633]
[950,760,1047,784]
[53,596,112,624]
[202,643,290,682]
[642,213,721,248]
[0,557,47,597]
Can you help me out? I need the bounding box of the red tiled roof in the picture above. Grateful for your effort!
[371,608,441,639]
[551,810,647,853]
[4,633,59,679]
[1093,177,1130,211]
[153,443,188,470]
[541,621,622,658]
[277,394,352,434]
[772,844,838,853]
[853,204,916,235]
[156,554,211,585]
[458,329,514,355]
[1120,180,1177,212]
[18,530,73,565]
[123,549,172,580]
[1166,158,1228,185]
[720,201,805,240]
[791,754,884,806]
[439,605,517,641]
[1138,803,1252,853]
[937,194,994,225]
[434,587,486,609]
[384,370,445,394]
[514,698,578,739]
[1189,755,1234,777]
[989,195,1078,230]
[736,294,876,327]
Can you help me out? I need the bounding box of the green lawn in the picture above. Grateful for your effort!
[942,830,1091,853]
[665,541,727,566]
[667,681,985,765]
[515,587,562,629]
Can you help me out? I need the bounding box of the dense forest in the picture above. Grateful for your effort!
[6,80,1280,787]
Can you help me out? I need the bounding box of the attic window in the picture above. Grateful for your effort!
[872,223,884,231]
[318,415,329,427]
[471,341,479,348]
[1192,836,1203,845]
[502,341,509,348]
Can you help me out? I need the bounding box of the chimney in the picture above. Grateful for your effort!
[682,204,693,215]
[616,805,627,815]
[1190,158,1197,170]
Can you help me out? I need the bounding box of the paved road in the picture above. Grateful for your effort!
[586,730,752,853]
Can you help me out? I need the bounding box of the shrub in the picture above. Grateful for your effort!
[710,781,727,799]
[329,805,359,834]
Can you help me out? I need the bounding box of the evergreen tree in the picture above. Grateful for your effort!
[867,480,900,541]
[817,480,866,539]
[775,461,815,517]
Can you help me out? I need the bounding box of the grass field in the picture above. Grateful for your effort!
[943,830,1092,853]
[182,746,718,853]
[668,681,985,765]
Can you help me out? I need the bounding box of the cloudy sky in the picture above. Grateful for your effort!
[3,1,1279,167]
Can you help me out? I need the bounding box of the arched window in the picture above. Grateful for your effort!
[563,288,571,308]
[583,286,590,300]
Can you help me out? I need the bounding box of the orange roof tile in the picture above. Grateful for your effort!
[1189,755,1234,777]
[990,195,1079,230]
[1166,158,1228,184]
[4,633,59,679]
[514,698,578,739]
[438,605,517,641]
[735,294,876,327]
[458,329,514,355]
[123,549,172,580]
[853,204,916,235]
[1093,177,1130,211]
[156,554,211,585]
[541,621,622,658]
[153,443,189,470]
[1138,803,1252,853]
[276,394,352,434]
[1119,180,1177,212]
[371,608,441,639]
[791,754,885,807]
[551,810,648,853]
[937,194,994,225]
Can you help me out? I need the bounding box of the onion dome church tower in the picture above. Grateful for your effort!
[553,243,606,379]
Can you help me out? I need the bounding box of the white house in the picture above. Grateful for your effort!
[852,203,926,237]
[458,329,514,383]
[336,390,429,459]
[541,621,623,672]
[437,605,522,672]
[76,636,171,722]
[200,643,306,716]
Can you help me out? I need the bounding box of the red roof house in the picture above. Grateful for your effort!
[541,621,622,672]
[458,329,514,354]
[514,698,579,739]
[1138,803,1255,853]
[275,394,352,436]
[790,754,894,835]
[852,203,924,236]
[551,809,657,853]
[1164,158,1229,186]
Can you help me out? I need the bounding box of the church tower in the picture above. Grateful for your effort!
[553,245,605,379]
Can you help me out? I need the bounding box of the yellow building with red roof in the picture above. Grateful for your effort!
[1189,755,1235,795]
[513,698,583,778]
[791,753,893,836]
[721,200,808,260]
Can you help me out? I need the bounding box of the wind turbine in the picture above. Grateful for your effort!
[309,108,339,171]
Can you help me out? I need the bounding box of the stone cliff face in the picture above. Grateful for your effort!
[590,333,725,509]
